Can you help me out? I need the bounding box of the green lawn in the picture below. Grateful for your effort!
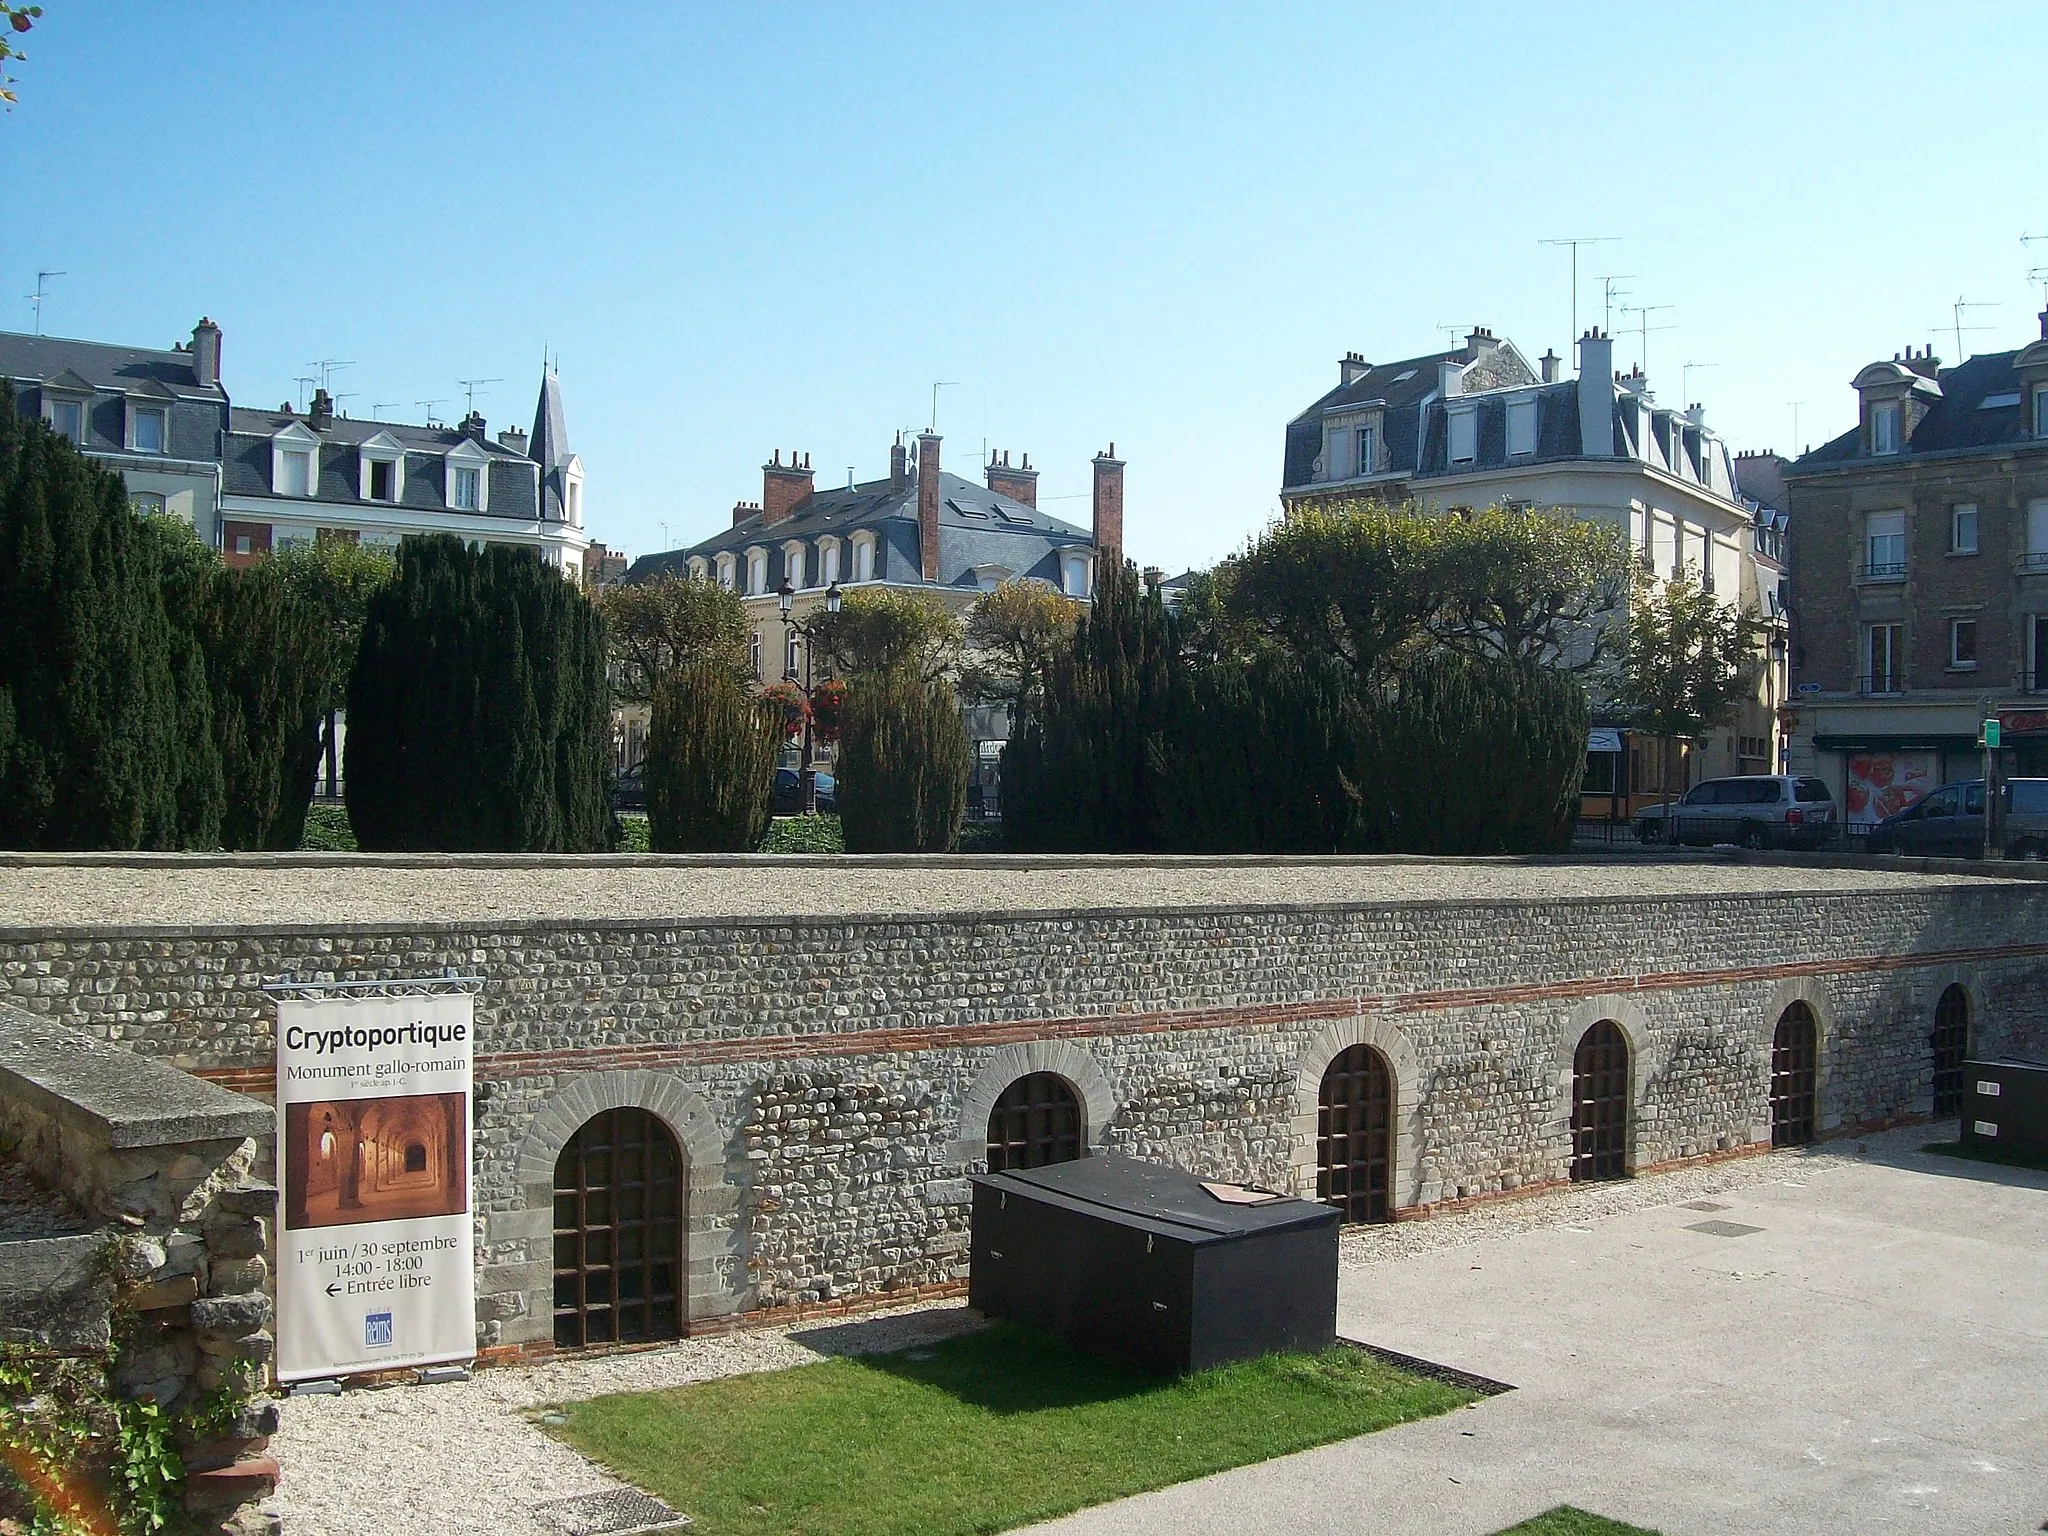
[1494,1511,1662,1536]
[546,1323,1478,1536]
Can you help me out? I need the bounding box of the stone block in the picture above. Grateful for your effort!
[191,1292,271,1334]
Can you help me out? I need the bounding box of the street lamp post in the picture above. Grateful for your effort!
[778,577,842,817]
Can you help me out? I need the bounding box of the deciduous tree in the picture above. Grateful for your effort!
[808,588,960,681]
[596,572,751,703]
[960,578,1082,726]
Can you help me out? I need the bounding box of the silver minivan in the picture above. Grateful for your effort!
[1634,775,1840,850]
[1865,778,2048,860]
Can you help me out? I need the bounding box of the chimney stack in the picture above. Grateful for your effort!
[762,449,815,526]
[1576,329,1614,458]
[1339,351,1369,386]
[497,425,529,455]
[2040,308,2048,342]
[1540,349,1561,384]
[1092,444,1125,562]
[308,387,334,429]
[985,449,1039,509]
[916,433,943,581]
[190,317,222,391]
[460,410,487,442]
[1464,326,1498,362]
[890,432,909,489]
[1436,360,1464,399]
[732,499,762,527]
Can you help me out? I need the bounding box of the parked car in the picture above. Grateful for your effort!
[772,768,836,816]
[1634,775,1839,850]
[1865,777,2048,860]
[613,764,645,813]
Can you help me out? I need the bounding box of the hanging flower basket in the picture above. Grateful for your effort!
[810,678,849,744]
[761,679,809,740]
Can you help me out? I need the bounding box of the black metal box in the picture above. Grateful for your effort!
[969,1155,1339,1376]
[1961,1057,2048,1162]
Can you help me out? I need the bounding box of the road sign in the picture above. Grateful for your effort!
[1983,719,2002,750]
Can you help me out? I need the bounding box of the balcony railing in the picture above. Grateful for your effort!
[1856,561,1907,583]
[1858,674,1904,697]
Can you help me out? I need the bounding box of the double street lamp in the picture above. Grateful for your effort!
[777,577,842,817]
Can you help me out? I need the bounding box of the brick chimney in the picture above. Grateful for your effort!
[1091,444,1125,561]
[460,410,487,442]
[762,449,814,526]
[190,317,222,391]
[732,499,762,527]
[916,432,942,581]
[308,388,334,429]
[890,433,910,489]
[985,449,1038,509]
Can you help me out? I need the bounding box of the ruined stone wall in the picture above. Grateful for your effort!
[4,878,2047,1353]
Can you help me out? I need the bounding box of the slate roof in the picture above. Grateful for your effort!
[1795,349,2048,470]
[0,330,226,400]
[625,470,1093,590]
[222,408,540,520]
[1282,349,1460,489]
[531,372,572,519]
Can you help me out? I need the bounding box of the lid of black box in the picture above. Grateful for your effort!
[972,1154,1338,1240]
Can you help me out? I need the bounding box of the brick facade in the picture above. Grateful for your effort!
[4,876,2045,1355]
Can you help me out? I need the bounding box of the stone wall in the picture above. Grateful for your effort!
[0,1004,280,1536]
[4,872,2048,1358]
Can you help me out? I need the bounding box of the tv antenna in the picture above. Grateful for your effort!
[457,377,501,414]
[1619,302,1675,379]
[928,381,957,433]
[1598,274,1635,333]
[373,401,401,420]
[1681,361,1718,400]
[25,270,64,335]
[332,392,359,417]
[414,399,447,426]
[308,359,354,392]
[1788,401,1805,453]
[1946,295,1997,361]
[292,375,317,411]
[1538,236,1619,343]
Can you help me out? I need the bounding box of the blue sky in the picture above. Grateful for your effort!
[3,3,2043,571]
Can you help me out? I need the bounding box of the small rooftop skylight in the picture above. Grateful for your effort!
[1979,391,2022,410]
[1391,369,1417,383]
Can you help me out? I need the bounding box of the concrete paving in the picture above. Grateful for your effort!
[1030,1130,2048,1536]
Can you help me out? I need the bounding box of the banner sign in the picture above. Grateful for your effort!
[275,992,475,1382]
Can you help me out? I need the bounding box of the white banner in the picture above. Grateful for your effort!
[275,993,475,1382]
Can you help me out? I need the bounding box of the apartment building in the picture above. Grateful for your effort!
[1782,314,2048,826]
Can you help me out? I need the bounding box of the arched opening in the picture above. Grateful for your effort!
[403,1142,427,1174]
[1570,1020,1631,1181]
[553,1107,684,1350]
[1931,985,1971,1119]
[1317,1045,1392,1223]
[986,1073,1083,1172]
[1771,1003,1819,1147]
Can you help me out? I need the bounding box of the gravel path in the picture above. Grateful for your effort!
[264,1134,1934,1535]
[0,858,2003,932]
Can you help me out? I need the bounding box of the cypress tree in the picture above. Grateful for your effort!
[0,390,198,849]
[1004,560,1177,852]
[1351,653,1588,855]
[345,536,612,851]
[837,669,970,853]
[644,662,779,852]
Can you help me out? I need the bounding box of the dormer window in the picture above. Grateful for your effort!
[1356,425,1377,476]
[130,406,166,454]
[850,531,876,583]
[1062,549,1091,598]
[746,547,768,594]
[47,397,83,443]
[2036,388,2048,439]
[358,434,406,504]
[687,556,709,582]
[819,537,842,586]
[1448,406,1477,464]
[715,552,736,590]
[270,423,321,497]
[782,540,808,589]
[1505,399,1536,458]
[443,441,491,513]
[1872,402,1902,454]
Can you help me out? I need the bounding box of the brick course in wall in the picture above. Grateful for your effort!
[4,875,2047,1354]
